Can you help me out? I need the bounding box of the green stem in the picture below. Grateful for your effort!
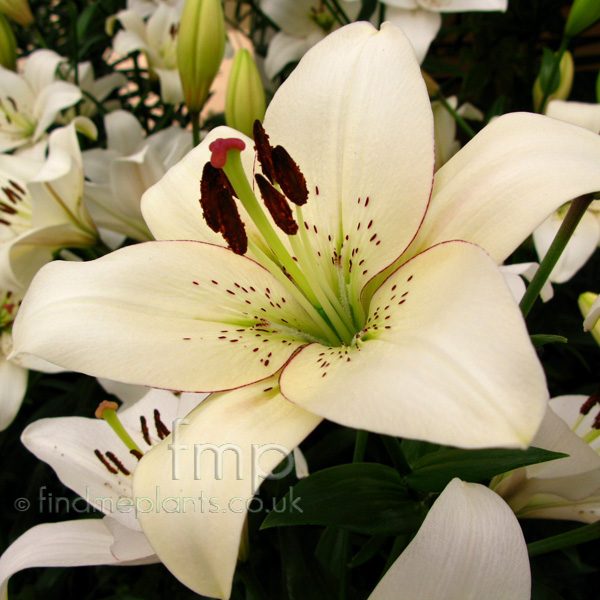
[338,430,368,600]
[519,194,595,318]
[322,0,348,26]
[191,110,201,147]
[433,91,476,139]
[328,0,351,24]
[101,409,143,454]
[380,435,410,474]
[537,37,570,114]
[528,521,600,557]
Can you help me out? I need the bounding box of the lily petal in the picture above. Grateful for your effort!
[0,520,122,599]
[546,99,600,133]
[0,353,27,430]
[410,112,600,264]
[533,209,600,283]
[280,241,547,448]
[384,8,442,63]
[264,21,434,294]
[133,376,321,599]
[368,479,530,600]
[12,241,315,391]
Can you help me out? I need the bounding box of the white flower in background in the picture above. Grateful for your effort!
[368,479,530,600]
[261,0,361,79]
[127,0,185,18]
[59,62,127,120]
[112,1,183,104]
[580,291,600,340]
[500,262,553,304]
[0,121,98,292]
[0,289,26,430]
[83,110,192,242]
[432,95,483,170]
[492,395,600,522]
[533,99,600,283]
[378,0,508,63]
[13,20,600,596]
[0,387,206,597]
[0,50,83,153]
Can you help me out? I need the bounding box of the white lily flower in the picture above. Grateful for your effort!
[0,121,98,292]
[112,2,183,104]
[432,95,483,170]
[500,262,553,304]
[0,50,82,153]
[492,395,600,522]
[375,0,508,63]
[261,0,361,79]
[580,291,600,336]
[368,478,530,600]
[59,62,127,121]
[532,99,600,282]
[0,386,207,597]
[126,0,185,18]
[12,22,600,596]
[83,110,192,242]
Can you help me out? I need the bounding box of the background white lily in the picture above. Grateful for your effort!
[533,99,600,282]
[0,386,207,597]
[83,110,192,242]
[0,50,82,153]
[368,478,531,600]
[0,122,98,292]
[492,395,600,522]
[112,2,183,104]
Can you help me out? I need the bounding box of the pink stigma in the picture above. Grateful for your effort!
[209,138,246,168]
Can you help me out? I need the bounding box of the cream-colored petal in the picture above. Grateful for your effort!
[281,241,547,448]
[547,99,600,133]
[134,376,321,599]
[12,241,315,391]
[265,21,434,297]
[384,7,442,63]
[410,112,600,264]
[368,479,530,600]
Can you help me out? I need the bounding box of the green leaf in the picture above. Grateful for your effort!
[261,464,427,535]
[531,334,568,347]
[528,521,600,557]
[539,47,560,95]
[76,1,101,40]
[406,447,568,492]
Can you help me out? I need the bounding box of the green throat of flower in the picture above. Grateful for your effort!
[201,121,364,348]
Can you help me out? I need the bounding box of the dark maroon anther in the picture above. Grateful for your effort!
[218,189,248,255]
[580,392,600,415]
[209,138,246,169]
[105,451,131,476]
[200,163,227,233]
[130,449,143,460]
[94,449,118,474]
[256,174,298,235]
[154,409,171,440]
[271,146,308,206]
[140,415,151,445]
[253,120,276,183]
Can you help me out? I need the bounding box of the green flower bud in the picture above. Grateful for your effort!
[0,0,33,26]
[579,291,600,346]
[225,49,266,139]
[565,0,600,38]
[0,13,17,70]
[177,0,226,113]
[533,50,574,113]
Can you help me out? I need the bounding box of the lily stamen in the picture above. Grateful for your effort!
[95,400,143,455]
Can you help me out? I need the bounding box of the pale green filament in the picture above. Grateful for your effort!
[101,408,143,455]
[221,149,358,345]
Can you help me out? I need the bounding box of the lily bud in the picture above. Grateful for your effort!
[0,0,33,26]
[0,13,16,70]
[177,0,226,113]
[225,49,266,138]
[565,0,600,37]
[533,50,574,113]
[579,292,600,345]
